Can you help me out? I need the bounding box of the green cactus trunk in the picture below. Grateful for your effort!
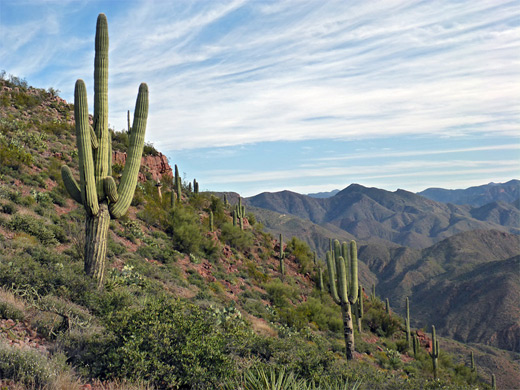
[318,266,324,292]
[470,351,476,373]
[356,284,363,333]
[325,240,359,360]
[279,234,285,275]
[385,298,390,315]
[430,325,439,379]
[413,333,419,358]
[406,297,411,349]
[491,374,496,390]
[209,210,214,231]
[232,210,237,226]
[61,14,148,288]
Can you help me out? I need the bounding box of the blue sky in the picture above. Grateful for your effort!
[1,0,519,196]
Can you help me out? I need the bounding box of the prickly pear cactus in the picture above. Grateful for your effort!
[62,14,148,288]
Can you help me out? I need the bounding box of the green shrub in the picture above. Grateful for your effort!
[7,214,58,245]
[1,201,17,214]
[220,222,254,251]
[286,237,314,274]
[100,297,250,388]
[0,341,67,388]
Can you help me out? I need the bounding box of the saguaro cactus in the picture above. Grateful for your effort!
[62,14,148,288]
[470,351,476,373]
[430,325,440,378]
[405,297,411,349]
[279,233,285,275]
[174,165,182,202]
[385,298,390,315]
[413,333,419,358]
[326,239,359,360]
[209,210,214,231]
[355,284,364,333]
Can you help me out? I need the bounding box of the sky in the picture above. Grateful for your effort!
[1,0,519,197]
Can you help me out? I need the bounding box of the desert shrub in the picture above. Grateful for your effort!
[1,201,17,214]
[0,139,34,170]
[264,279,299,308]
[40,120,74,137]
[166,205,214,256]
[220,222,254,251]
[0,341,68,388]
[0,288,26,321]
[7,214,58,245]
[364,305,401,337]
[99,297,250,388]
[295,296,342,333]
[286,237,314,274]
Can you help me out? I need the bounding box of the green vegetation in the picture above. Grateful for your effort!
[0,23,503,390]
[61,14,149,287]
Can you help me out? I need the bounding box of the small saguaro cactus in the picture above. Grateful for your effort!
[61,14,148,288]
[430,325,440,379]
[326,239,359,360]
[209,210,214,231]
[413,333,419,358]
[223,194,228,206]
[470,351,476,373]
[371,283,376,300]
[385,298,390,315]
[193,179,199,194]
[239,216,244,230]
[232,209,237,226]
[279,233,285,275]
[355,284,364,333]
[491,373,496,390]
[405,297,411,349]
[174,165,182,202]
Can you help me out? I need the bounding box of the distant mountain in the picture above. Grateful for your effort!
[307,189,340,198]
[418,180,520,207]
[246,184,520,249]
[361,230,520,352]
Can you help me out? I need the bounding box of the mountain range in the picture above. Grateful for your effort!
[418,179,520,207]
[245,181,520,354]
[246,183,520,250]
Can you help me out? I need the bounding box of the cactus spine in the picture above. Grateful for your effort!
[61,14,148,288]
[279,234,285,275]
[326,239,359,360]
[430,325,439,379]
[405,297,411,349]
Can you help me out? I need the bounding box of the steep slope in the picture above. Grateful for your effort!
[364,230,520,352]
[418,180,520,207]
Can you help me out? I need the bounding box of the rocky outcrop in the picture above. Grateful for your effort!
[112,151,173,183]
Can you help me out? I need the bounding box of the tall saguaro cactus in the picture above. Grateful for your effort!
[405,297,411,349]
[326,239,359,360]
[279,233,285,275]
[62,14,148,287]
[430,325,440,379]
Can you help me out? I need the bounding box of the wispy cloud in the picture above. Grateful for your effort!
[2,1,518,195]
